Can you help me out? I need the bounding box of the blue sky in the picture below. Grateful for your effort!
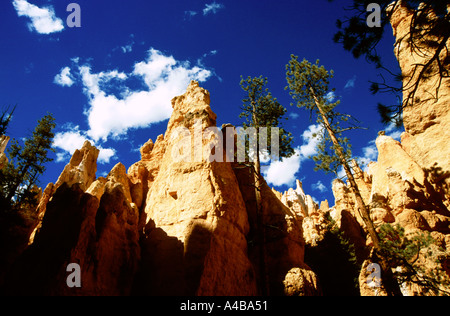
[1,0,403,204]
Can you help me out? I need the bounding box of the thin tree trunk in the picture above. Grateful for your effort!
[252,102,268,296]
[311,89,402,296]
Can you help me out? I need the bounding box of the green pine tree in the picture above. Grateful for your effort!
[285,57,357,176]
[239,75,295,296]
[239,75,295,174]
[0,113,56,212]
[378,224,450,295]
[286,56,403,296]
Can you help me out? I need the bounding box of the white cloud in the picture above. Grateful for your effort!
[79,66,128,97]
[264,149,301,187]
[337,166,346,180]
[54,67,75,87]
[53,127,116,164]
[197,50,218,67]
[133,49,178,87]
[351,138,377,172]
[385,122,403,140]
[344,76,357,90]
[299,124,323,158]
[360,139,377,161]
[12,0,64,34]
[119,35,136,53]
[264,124,323,187]
[185,3,224,20]
[312,180,327,193]
[98,148,116,164]
[53,128,87,162]
[325,91,336,102]
[76,48,211,141]
[203,2,225,15]
[53,48,213,163]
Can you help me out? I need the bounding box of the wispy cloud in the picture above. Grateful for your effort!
[197,50,218,67]
[121,34,135,53]
[312,180,327,193]
[357,140,377,170]
[344,75,357,90]
[184,10,198,20]
[185,2,225,20]
[203,2,225,15]
[385,122,403,141]
[121,44,133,53]
[12,0,64,34]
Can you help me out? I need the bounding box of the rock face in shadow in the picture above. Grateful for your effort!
[234,167,319,296]
[1,81,320,296]
[3,178,140,296]
[2,184,96,295]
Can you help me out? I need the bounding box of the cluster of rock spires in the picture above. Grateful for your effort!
[0,2,449,296]
[1,81,320,296]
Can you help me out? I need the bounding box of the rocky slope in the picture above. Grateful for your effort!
[1,81,320,296]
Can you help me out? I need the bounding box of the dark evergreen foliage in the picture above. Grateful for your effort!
[0,113,56,212]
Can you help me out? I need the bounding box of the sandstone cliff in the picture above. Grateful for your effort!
[2,3,448,296]
[329,135,450,296]
[1,81,320,296]
[389,1,450,204]
[276,3,450,296]
[278,132,450,296]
